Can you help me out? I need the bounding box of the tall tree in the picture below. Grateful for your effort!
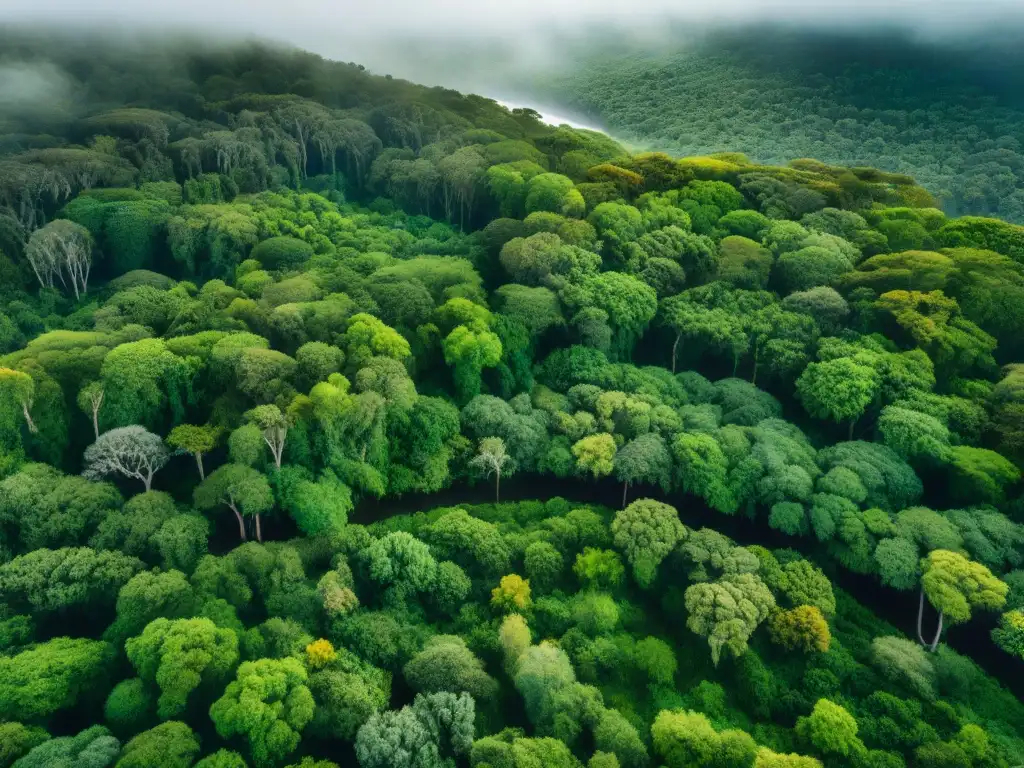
[469,436,514,503]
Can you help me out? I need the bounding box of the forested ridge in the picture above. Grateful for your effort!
[1,30,1024,768]
[527,29,1024,223]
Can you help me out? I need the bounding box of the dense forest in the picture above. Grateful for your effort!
[1,29,1024,768]
[524,29,1024,223]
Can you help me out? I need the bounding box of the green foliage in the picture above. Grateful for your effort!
[11,726,119,768]
[0,637,110,720]
[209,658,315,768]
[116,722,199,768]
[1,34,1024,768]
[126,617,239,718]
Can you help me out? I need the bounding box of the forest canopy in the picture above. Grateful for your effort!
[517,27,1024,223]
[0,30,1022,768]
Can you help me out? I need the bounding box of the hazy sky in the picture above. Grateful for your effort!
[3,0,1023,98]
[4,0,1024,53]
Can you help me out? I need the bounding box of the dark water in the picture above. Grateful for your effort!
[351,473,1024,699]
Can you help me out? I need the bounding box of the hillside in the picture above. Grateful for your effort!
[0,31,1024,768]
[524,29,1024,223]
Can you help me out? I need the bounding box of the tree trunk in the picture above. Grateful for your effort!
[848,416,858,441]
[751,344,760,386]
[230,503,247,541]
[142,473,152,492]
[671,333,681,375]
[21,403,37,434]
[195,452,205,481]
[495,471,500,504]
[929,611,944,652]
[91,407,99,440]
[255,514,263,543]
[917,588,927,646]
[917,588,945,651]
[622,480,629,509]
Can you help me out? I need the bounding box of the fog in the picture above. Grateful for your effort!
[2,0,1024,134]
[2,0,1024,92]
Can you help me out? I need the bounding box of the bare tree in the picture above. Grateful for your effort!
[25,219,93,299]
[83,426,170,491]
[469,436,514,503]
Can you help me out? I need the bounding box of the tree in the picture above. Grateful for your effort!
[685,573,775,665]
[632,636,677,685]
[611,499,687,587]
[209,658,314,768]
[918,550,1007,651]
[651,709,754,768]
[560,272,657,360]
[355,692,475,768]
[443,323,502,404]
[574,548,625,590]
[77,382,105,441]
[0,547,142,615]
[83,426,170,492]
[25,219,93,299]
[166,424,220,480]
[492,574,532,613]
[614,433,672,508]
[105,677,154,735]
[364,532,438,602]
[797,358,879,438]
[877,407,951,465]
[470,437,514,502]
[767,606,831,653]
[779,560,836,617]
[753,749,822,768]
[795,699,862,759]
[572,433,617,480]
[277,468,352,537]
[116,722,200,768]
[473,734,582,768]
[126,617,239,718]
[307,646,390,742]
[404,636,498,701]
[594,708,649,768]
[193,464,273,542]
[992,610,1024,660]
[524,541,564,593]
[0,637,110,720]
[194,751,249,768]
[947,446,1019,505]
[105,568,196,643]
[251,236,313,270]
[0,722,49,767]
[870,636,936,699]
[11,726,119,768]
[246,404,290,469]
[0,367,36,436]
[99,338,191,430]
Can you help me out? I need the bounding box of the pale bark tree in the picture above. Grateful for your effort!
[25,219,93,299]
[83,425,170,491]
[469,436,514,503]
[247,404,290,470]
[77,382,105,440]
